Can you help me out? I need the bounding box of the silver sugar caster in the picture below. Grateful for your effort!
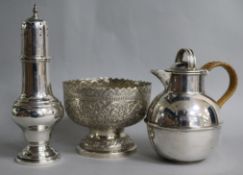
[12,5,64,164]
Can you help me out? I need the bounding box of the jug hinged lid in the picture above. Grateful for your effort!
[166,48,207,74]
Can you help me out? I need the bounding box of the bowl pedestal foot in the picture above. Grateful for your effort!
[77,128,136,158]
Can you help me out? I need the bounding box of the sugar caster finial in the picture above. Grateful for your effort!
[32,3,38,19]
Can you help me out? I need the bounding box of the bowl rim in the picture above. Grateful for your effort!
[63,77,151,90]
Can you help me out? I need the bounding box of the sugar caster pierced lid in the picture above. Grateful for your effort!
[21,4,49,59]
[145,48,238,162]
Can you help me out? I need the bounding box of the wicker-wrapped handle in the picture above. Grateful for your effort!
[201,61,238,108]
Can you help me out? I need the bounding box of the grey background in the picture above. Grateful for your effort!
[0,0,242,174]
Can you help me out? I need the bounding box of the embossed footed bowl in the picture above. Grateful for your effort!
[63,78,151,157]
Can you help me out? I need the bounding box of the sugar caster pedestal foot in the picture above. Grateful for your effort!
[16,145,60,165]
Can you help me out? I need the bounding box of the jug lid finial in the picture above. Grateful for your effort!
[166,48,207,74]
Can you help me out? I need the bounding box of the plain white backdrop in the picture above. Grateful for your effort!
[0,0,242,174]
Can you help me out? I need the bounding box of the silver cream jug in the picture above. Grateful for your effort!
[145,48,237,162]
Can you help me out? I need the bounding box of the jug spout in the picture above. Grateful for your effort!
[151,69,170,88]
